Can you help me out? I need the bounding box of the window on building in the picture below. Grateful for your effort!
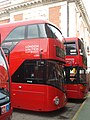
[87,46,89,52]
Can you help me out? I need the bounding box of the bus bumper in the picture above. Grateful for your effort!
[0,107,13,120]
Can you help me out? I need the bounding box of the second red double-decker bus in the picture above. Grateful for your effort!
[0,36,12,120]
[63,37,88,99]
[1,20,67,111]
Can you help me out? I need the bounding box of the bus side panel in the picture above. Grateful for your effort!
[9,38,65,76]
[64,84,88,99]
[11,83,45,111]
[45,86,66,111]
[11,83,66,111]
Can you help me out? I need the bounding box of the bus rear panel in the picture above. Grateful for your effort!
[1,20,67,111]
[64,37,88,99]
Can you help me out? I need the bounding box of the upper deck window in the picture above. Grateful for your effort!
[46,24,63,41]
[78,39,87,66]
[64,42,78,55]
[27,23,63,41]
[78,39,86,56]
[4,26,25,41]
[3,23,63,42]
[27,24,47,38]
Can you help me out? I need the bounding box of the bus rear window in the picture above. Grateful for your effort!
[11,60,46,84]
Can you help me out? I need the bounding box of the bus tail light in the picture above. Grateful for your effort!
[53,96,60,105]
[80,86,84,91]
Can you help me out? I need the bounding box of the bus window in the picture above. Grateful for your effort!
[5,26,25,41]
[56,46,65,58]
[11,60,46,84]
[78,39,87,66]
[2,26,25,52]
[12,60,64,90]
[46,24,63,41]
[47,62,64,90]
[64,67,78,84]
[1,20,66,111]
[70,68,77,82]
[27,24,47,39]
[64,42,78,55]
[27,24,40,38]
[79,69,86,84]
[27,23,63,40]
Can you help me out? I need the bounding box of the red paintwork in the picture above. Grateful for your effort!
[12,83,66,111]
[64,37,88,99]
[0,109,12,120]
[1,20,67,111]
[0,20,61,43]
[64,84,88,99]
[65,55,85,68]
[0,65,8,89]
[10,38,66,111]
[65,37,86,68]
[10,38,64,75]
[0,47,13,120]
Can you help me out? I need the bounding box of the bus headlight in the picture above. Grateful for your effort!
[53,96,60,105]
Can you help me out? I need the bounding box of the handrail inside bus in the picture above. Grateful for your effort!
[2,47,10,64]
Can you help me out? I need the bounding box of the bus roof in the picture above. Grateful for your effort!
[0,19,61,43]
[0,19,58,28]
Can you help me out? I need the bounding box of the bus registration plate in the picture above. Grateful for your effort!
[1,102,10,114]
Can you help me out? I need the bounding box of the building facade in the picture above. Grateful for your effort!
[0,0,90,71]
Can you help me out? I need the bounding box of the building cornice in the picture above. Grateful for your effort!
[75,0,90,33]
[0,0,68,14]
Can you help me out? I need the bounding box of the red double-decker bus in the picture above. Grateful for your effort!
[63,37,88,99]
[1,20,67,111]
[0,37,12,120]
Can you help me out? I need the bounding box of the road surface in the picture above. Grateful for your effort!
[12,100,83,120]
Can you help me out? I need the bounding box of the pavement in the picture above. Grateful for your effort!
[72,92,90,120]
[11,100,81,120]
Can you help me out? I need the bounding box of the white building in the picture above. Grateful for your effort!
[0,0,90,71]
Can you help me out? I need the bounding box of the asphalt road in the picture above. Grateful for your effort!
[11,100,83,120]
